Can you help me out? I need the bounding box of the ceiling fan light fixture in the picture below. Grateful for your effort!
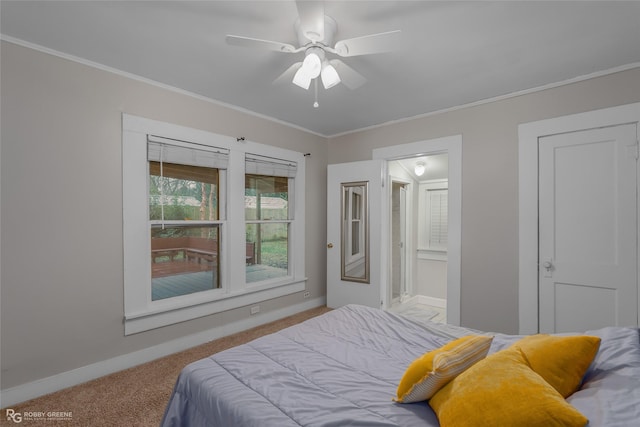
[226,4,401,101]
[321,62,340,89]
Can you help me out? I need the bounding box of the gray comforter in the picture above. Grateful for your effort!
[161,304,640,426]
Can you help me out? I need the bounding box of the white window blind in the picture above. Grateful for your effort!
[245,153,297,177]
[148,135,229,169]
[429,190,448,248]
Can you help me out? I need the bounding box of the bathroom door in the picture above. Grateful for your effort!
[327,160,385,309]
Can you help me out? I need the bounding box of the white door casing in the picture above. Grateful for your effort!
[374,135,462,326]
[390,182,405,304]
[538,124,638,333]
[519,102,640,334]
[327,160,384,309]
[399,185,408,301]
[390,182,409,304]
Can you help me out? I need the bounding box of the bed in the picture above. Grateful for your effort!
[161,304,640,426]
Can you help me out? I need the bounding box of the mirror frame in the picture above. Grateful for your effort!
[340,181,370,283]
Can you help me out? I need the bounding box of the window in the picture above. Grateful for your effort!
[418,180,448,259]
[123,114,306,335]
[245,159,294,283]
[147,138,226,301]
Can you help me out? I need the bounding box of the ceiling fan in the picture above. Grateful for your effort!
[225,1,401,94]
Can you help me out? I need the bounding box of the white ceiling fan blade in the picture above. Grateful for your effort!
[333,30,401,57]
[296,0,325,42]
[272,62,303,86]
[329,59,366,90]
[225,35,299,53]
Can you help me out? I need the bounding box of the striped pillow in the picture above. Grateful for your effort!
[394,335,494,403]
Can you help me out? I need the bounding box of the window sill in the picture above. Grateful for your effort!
[124,278,306,335]
[417,249,448,261]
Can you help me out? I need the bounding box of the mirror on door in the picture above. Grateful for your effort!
[341,181,369,283]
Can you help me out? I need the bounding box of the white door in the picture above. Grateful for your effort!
[539,123,638,333]
[327,160,384,309]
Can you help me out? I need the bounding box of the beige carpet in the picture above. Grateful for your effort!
[2,306,332,426]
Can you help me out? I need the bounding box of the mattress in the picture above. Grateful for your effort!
[161,304,640,426]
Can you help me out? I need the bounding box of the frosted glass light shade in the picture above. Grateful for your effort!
[292,52,322,90]
[321,63,341,89]
[303,53,321,78]
[292,66,312,89]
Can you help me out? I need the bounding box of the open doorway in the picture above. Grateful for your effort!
[334,134,462,326]
[387,154,448,323]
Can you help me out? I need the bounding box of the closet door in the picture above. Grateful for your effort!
[538,124,638,333]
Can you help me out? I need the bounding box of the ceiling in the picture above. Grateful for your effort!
[395,153,448,182]
[2,1,639,137]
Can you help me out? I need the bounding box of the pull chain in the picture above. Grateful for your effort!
[313,78,319,108]
[160,145,165,230]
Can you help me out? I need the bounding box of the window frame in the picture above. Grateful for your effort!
[244,172,294,286]
[122,114,306,335]
[417,179,448,261]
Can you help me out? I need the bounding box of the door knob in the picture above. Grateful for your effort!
[327,243,334,249]
[542,259,554,278]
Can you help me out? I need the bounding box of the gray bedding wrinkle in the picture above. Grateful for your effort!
[214,318,434,425]
[244,337,400,423]
[567,327,640,426]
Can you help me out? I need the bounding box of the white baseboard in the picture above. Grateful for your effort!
[0,296,326,408]
[412,294,447,308]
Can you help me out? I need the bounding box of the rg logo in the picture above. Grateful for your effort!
[5,409,22,423]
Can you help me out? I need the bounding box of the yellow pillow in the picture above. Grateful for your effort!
[429,347,588,427]
[512,334,601,397]
[394,335,493,403]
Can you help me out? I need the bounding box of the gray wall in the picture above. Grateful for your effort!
[328,68,640,334]
[2,38,640,392]
[0,41,327,389]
